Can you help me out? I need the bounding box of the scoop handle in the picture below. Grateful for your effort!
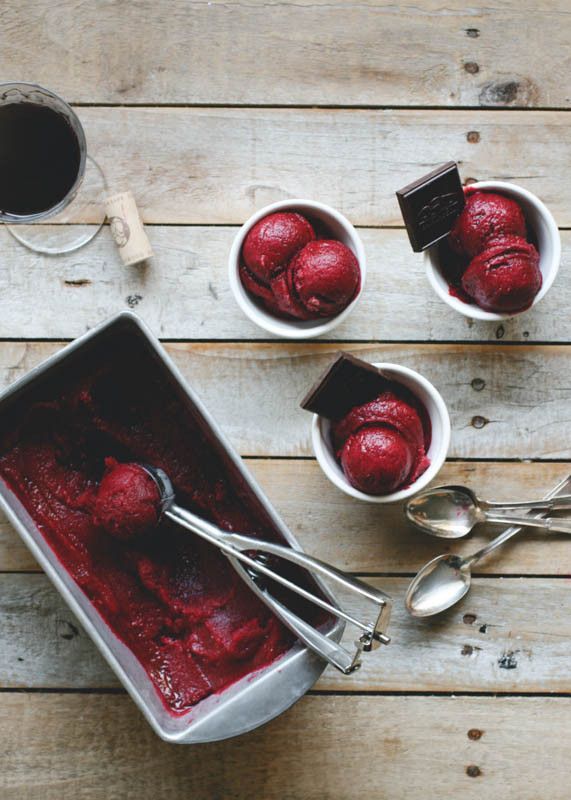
[165,504,390,643]
[228,556,361,674]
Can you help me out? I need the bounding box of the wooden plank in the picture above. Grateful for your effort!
[3,572,571,693]
[34,107,571,225]
[0,341,569,460]
[1,693,571,799]
[2,226,570,342]
[3,460,571,575]
[3,1,571,108]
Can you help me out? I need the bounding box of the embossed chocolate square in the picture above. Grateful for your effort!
[396,161,465,252]
[300,352,388,420]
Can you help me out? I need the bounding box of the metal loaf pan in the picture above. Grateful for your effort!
[0,312,342,743]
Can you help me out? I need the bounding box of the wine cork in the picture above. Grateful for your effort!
[104,191,153,266]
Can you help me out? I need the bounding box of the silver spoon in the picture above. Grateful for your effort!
[405,484,571,539]
[405,474,571,617]
[140,464,391,674]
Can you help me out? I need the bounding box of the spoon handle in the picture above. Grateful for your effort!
[486,494,571,511]
[465,475,571,567]
[485,513,571,533]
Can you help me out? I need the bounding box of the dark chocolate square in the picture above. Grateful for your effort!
[396,161,465,252]
[300,353,389,420]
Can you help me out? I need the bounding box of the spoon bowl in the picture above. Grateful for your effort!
[405,475,571,617]
[405,554,471,617]
[405,485,484,538]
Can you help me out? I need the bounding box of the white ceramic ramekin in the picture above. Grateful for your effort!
[424,180,561,321]
[228,199,366,339]
[311,362,451,504]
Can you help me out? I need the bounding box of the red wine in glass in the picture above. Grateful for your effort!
[0,83,86,222]
[0,83,106,254]
[0,102,82,217]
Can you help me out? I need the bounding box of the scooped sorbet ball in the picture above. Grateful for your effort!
[242,211,315,283]
[287,240,360,318]
[340,426,414,495]
[94,459,162,542]
[450,191,527,258]
[461,235,541,313]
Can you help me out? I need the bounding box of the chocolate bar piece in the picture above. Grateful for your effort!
[300,353,388,420]
[396,161,465,252]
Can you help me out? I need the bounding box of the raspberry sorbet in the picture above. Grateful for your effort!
[332,385,431,496]
[440,189,541,313]
[240,210,361,320]
[0,335,319,714]
[94,459,161,542]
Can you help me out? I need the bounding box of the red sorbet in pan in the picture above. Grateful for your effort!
[0,337,317,714]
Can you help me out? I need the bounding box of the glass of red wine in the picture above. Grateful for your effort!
[0,82,106,253]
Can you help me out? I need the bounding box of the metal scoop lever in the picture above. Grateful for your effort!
[142,464,391,674]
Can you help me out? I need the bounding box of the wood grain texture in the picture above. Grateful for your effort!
[3,1,571,108]
[3,460,571,574]
[0,341,570,459]
[44,107,571,225]
[2,693,571,799]
[2,226,569,342]
[3,572,571,693]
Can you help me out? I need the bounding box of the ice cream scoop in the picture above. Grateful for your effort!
[461,236,541,312]
[94,460,392,675]
[450,191,527,257]
[332,390,431,496]
[242,211,315,283]
[288,240,360,318]
[93,458,162,541]
[340,427,414,495]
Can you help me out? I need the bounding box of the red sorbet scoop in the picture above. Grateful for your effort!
[242,211,315,283]
[239,210,361,322]
[461,235,541,313]
[287,240,360,318]
[449,191,527,258]
[341,427,414,495]
[332,389,431,496]
[94,459,162,541]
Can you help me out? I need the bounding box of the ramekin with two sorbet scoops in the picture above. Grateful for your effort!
[229,200,366,339]
[312,362,451,504]
[426,181,561,321]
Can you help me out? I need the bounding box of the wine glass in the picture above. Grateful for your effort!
[0,82,106,254]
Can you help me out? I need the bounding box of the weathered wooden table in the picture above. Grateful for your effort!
[2,2,571,797]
